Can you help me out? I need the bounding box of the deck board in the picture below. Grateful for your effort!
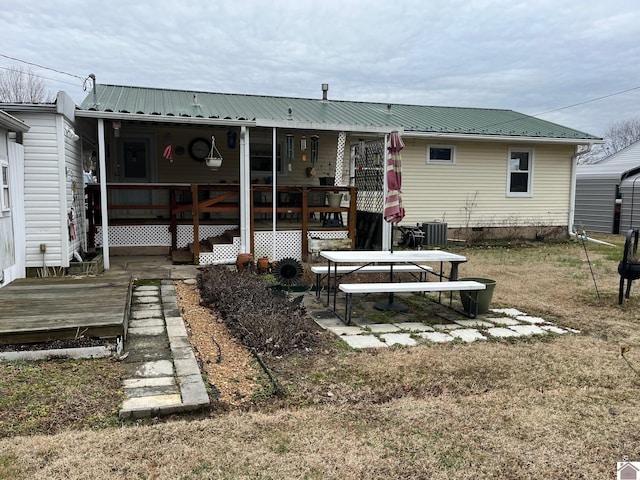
[0,274,132,344]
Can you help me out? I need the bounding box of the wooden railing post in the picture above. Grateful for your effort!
[349,186,357,249]
[301,186,309,261]
[191,183,200,265]
[169,187,177,251]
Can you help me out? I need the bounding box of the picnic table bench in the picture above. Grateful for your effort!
[311,264,434,298]
[339,280,486,324]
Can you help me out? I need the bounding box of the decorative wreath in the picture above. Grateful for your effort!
[272,257,304,286]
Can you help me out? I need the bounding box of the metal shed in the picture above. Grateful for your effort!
[575,141,640,233]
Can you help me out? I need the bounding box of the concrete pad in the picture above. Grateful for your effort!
[129,318,165,328]
[509,324,547,336]
[432,323,463,331]
[127,325,166,336]
[130,308,163,320]
[454,319,495,328]
[133,296,161,304]
[314,317,346,329]
[134,359,174,377]
[488,316,521,326]
[491,308,526,317]
[135,286,160,292]
[120,393,182,411]
[487,327,522,338]
[380,333,418,347]
[540,325,567,334]
[418,331,454,343]
[393,322,434,332]
[123,377,176,389]
[450,328,486,342]
[166,322,188,338]
[174,356,201,377]
[515,315,547,325]
[327,326,366,336]
[179,375,210,407]
[367,324,401,333]
[339,334,388,349]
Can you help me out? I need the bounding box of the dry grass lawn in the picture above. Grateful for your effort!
[2,234,640,479]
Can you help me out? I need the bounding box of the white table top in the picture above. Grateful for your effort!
[319,249,467,263]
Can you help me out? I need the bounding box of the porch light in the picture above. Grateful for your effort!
[300,135,307,151]
[113,120,121,138]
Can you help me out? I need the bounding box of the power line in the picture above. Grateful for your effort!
[533,85,640,117]
[0,52,85,80]
[0,65,81,88]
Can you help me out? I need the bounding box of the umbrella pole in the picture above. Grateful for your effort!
[374,223,408,313]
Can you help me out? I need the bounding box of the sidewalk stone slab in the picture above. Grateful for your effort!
[129,318,165,328]
[380,333,417,347]
[393,322,434,332]
[124,384,180,398]
[340,335,388,349]
[133,296,161,304]
[454,319,495,328]
[166,322,188,338]
[433,323,463,331]
[491,308,526,317]
[133,290,159,297]
[515,315,547,325]
[540,325,567,334]
[123,377,176,389]
[130,308,163,319]
[165,316,187,328]
[179,375,210,407]
[174,356,200,377]
[487,327,522,338]
[128,325,166,336]
[367,324,401,334]
[314,317,346,329]
[509,324,547,336]
[327,326,366,336]
[419,331,454,343]
[450,328,486,342]
[134,359,174,377]
[135,285,160,292]
[121,393,182,413]
[488,317,521,326]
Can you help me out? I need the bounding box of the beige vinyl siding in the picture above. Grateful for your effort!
[400,140,574,228]
[19,113,64,268]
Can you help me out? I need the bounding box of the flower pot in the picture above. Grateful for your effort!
[326,192,343,208]
[236,253,254,272]
[206,157,223,169]
[257,256,271,273]
[459,277,496,315]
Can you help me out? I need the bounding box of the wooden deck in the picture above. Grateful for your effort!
[0,274,132,345]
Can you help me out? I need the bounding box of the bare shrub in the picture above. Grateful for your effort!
[197,266,318,356]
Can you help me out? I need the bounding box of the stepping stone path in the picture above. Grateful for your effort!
[119,281,209,419]
[305,297,580,350]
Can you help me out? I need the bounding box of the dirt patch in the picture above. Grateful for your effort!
[0,337,111,352]
[174,281,263,406]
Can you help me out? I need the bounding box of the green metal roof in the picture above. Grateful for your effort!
[78,84,600,141]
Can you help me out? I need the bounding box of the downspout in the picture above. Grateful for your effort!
[97,119,110,269]
[568,144,592,235]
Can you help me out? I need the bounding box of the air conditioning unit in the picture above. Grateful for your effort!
[422,222,447,247]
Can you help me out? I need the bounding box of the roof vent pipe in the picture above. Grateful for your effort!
[89,73,97,107]
[322,83,329,101]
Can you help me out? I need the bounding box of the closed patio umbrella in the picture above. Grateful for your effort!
[376,131,407,312]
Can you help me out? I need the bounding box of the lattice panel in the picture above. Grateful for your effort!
[96,225,171,247]
[199,237,240,265]
[308,231,348,239]
[254,231,302,261]
[334,131,346,186]
[176,224,236,248]
[354,139,384,213]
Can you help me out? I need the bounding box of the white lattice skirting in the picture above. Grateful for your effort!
[95,224,237,248]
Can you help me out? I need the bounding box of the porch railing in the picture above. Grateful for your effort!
[85,183,357,261]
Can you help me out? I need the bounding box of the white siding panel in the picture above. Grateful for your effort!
[400,140,574,228]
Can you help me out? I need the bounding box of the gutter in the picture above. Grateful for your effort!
[403,131,604,145]
[0,110,30,132]
[75,110,256,127]
[568,143,594,235]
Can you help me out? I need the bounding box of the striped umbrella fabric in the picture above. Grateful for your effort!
[383,131,405,224]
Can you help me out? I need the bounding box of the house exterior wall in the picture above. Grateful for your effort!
[574,176,618,233]
[398,139,575,231]
[619,174,640,231]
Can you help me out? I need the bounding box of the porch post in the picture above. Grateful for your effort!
[239,126,251,254]
[272,127,277,261]
[381,133,391,251]
[97,119,110,270]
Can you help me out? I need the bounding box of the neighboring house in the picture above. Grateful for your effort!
[0,110,30,287]
[575,140,640,234]
[1,92,87,276]
[73,83,600,266]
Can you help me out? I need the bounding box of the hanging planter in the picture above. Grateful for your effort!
[205,135,223,170]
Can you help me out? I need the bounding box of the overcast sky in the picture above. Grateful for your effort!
[1,0,639,137]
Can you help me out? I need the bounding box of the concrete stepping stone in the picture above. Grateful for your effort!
[491,308,525,317]
[393,322,434,332]
[128,325,166,336]
[450,328,486,342]
[133,296,161,304]
[509,324,547,336]
[135,285,160,292]
[488,316,521,326]
[515,315,546,325]
[540,325,567,334]
[380,333,417,347]
[339,334,388,349]
[367,324,401,333]
[130,307,163,319]
[487,327,522,338]
[454,319,495,328]
[314,317,346,329]
[134,359,174,377]
[133,290,159,297]
[418,331,454,343]
[129,318,165,328]
[327,326,366,336]
[432,323,463,331]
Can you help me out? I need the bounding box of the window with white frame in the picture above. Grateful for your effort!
[507,148,534,196]
[427,144,456,164]
[1,155,9,213]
